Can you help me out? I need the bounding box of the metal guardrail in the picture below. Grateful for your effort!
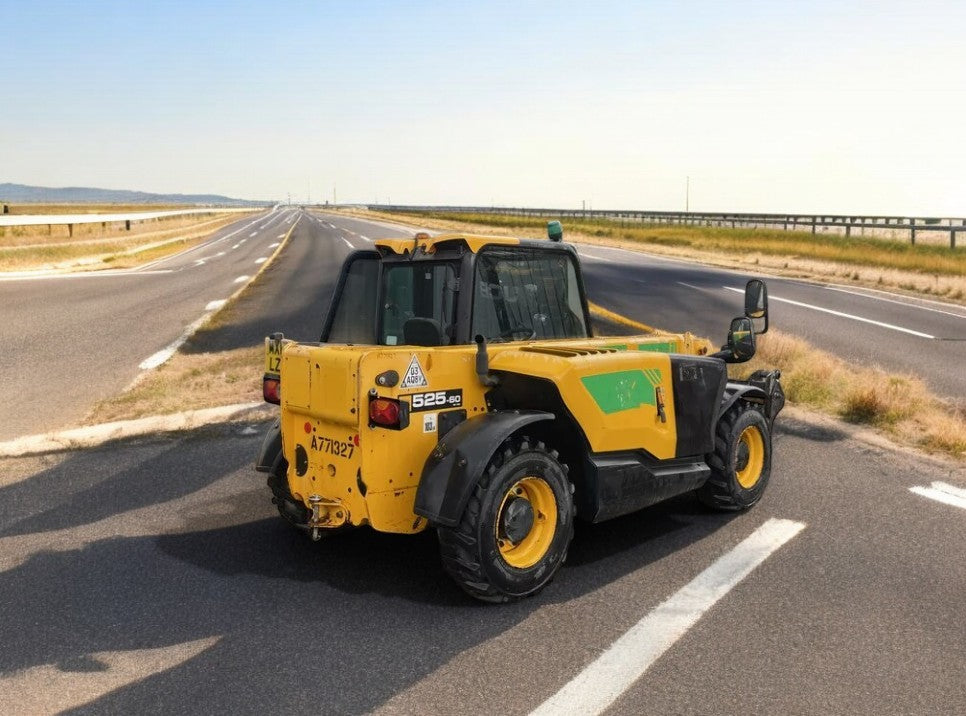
[367,205,965,248]
[0,207,260,237]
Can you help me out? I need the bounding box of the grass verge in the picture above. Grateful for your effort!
[733,330,965,458]
[0,212,255,271]
[340,209,966,301]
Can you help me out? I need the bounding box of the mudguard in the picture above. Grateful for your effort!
[413,410,555,527]
[719,370,785,426]
[254,417,284,474]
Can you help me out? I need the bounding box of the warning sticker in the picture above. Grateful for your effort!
[400,354,429,389]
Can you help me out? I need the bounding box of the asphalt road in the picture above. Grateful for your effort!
[1,211,964,714]
[575,244,966,403]
[0,208,410,441]
[0,413,962,714]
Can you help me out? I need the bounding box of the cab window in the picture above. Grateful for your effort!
[380,262,459,346]
[471,249,588,342]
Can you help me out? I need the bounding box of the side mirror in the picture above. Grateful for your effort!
[744,279,769,334]
[728,317,757,362]
[547,220,563,242]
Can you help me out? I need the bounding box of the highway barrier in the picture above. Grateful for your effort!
[365,205,965,248]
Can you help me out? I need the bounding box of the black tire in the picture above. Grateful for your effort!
[437,437,575,603]
[699,402,772,511]
[266,458,310,527]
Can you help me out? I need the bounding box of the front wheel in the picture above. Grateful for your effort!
[699,402,772,510]
[437,437,574,603]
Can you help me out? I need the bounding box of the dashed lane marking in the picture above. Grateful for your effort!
[910,481,966,511]
[249,231,258,237]
[233,275,250,283]
[268,242,280,248]
[277,233,286,239]
[205,299,226,311]
[254,257,268,264]
[530,518,807,716]
[723,286,935,339]
[342,238,353,249]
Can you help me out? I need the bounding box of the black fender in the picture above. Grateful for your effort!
[719,370,785,426]
[413,410,555,527]
[255,417,284,474]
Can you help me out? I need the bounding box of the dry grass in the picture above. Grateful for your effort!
[2,203,197,215]
[0,212,255,271]
[342,209,966,302]
[85,345,262,424]
[734,330,965,459]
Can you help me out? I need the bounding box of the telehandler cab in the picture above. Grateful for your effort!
[256,222,784,602]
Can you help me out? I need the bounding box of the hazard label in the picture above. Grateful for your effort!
[400,354,429,389]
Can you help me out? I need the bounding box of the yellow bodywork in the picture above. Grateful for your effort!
[374,233,520,255]
[269,330,714,536]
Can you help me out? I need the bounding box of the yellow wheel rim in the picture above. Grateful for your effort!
[495,476,558,569]
[735,425,765,489]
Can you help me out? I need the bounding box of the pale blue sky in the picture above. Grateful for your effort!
[2,1,964,214]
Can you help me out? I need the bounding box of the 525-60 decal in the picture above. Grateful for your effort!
[409,389,463,412]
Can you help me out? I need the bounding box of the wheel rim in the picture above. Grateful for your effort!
[495,476,558,569]
[735,425,765,489]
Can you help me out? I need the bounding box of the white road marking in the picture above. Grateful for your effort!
[578,250,608,261]
[277,233,286,239]
[268,242,280,248]
[723,287,935,339]
[193,259,206,267]
[910,481,966,511]
[215,251,226,257]
[205,299,227,311]
[232,243,240,249]
[359,235,371,241]
[249,231,258,237]
[342,238,354,249]
[139,313,213,370]
[823,285,966,320]
[530,518,806,716]
[254,257,268,264]
[677,281,703,290]
[233,275,250,283]
[0,637,221,714]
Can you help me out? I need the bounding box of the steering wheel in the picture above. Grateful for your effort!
[498,325,536,341]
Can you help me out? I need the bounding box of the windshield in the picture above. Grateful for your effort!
[380,262,459,346]
[471,249,588,342]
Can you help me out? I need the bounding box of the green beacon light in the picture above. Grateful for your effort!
[547,220,563,242]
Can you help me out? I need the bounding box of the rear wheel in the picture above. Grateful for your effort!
[437,437,574,603]
[267,458,310,527]
[699,402,771,510]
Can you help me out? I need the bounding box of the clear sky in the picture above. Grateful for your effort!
[2,0,964,215]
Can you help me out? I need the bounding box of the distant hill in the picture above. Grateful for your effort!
[0,183,264,206]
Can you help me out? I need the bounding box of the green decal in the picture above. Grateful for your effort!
[581,369,663,414]
[603,344,628,351]
[637,341,674,353]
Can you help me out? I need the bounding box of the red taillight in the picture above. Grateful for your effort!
[263,376,280,404]
[369,397,400,427]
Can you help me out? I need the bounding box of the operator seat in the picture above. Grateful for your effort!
[403,317,445,346]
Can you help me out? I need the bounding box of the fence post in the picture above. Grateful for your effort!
[910,221,916,245]
[952,228,957,249]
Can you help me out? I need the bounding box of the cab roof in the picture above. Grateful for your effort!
[374,233,520,256]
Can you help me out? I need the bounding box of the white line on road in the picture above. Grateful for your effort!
[342,238,354,249]
[254,257,268,264]
[677,281,703,291]
[249,231,258,237]
[205,299,226,311]
[215,251,225,257]
[233,275,250,283]
[231,244,240,249]
[530,518,806,716]
[909,482,966,511]
[578,250,608,261]
[268,242,280,248]
[359,235,371,241]
[822,285,966,320]
[277,233,286,239]
[723,287,935,339]
[139,313,213,370]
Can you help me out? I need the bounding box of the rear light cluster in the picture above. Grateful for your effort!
[368,395,409,430]
[263,376,281,404]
